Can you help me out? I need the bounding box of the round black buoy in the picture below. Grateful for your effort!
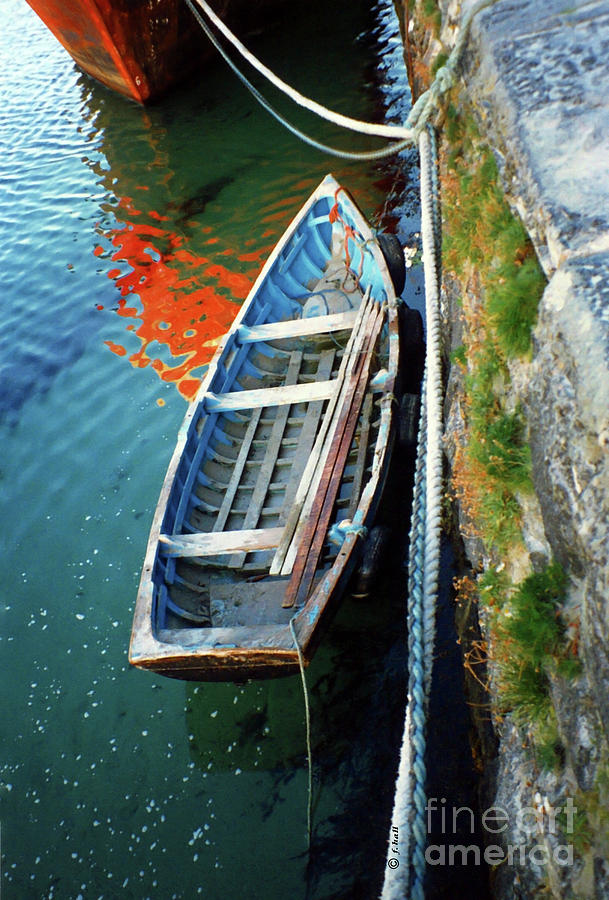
[378,232,406,297]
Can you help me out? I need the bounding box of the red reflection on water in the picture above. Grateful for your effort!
[98,196,265,401]
[97,171,372,401]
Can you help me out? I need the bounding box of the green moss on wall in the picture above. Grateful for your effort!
[478,561,576,742]
[444,101,545,359]
[445,93,545,555]
[419,0,442,34]
[440,91,585,768]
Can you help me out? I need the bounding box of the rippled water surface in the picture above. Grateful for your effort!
[0,1,422,896]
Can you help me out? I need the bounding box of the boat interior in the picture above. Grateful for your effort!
[149,186,392,637]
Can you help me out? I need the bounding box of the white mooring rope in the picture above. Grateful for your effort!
[185,0,499,158]
[187,0,412,140]
[184,0,412,161]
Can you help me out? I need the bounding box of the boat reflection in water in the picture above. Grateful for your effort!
[93,186,254,402]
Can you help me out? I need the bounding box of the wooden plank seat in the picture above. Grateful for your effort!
[159,526,285,558]
[235,308,358,344]
[202,379,336,414]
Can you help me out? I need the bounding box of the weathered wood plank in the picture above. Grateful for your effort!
[347,391,374,520]
[282,299,385,608]
[271,289,374,576]
[209,408,263,533]
[236,309,358,344]
[278,301,377,579]
[229,350,303,567]
[159,527,285,558]
[203,378,335,414]
[278,349,336,523]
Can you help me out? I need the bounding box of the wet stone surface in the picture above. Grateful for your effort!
[462,0,609,270]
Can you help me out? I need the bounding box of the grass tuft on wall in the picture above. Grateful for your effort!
[441,92,583,767]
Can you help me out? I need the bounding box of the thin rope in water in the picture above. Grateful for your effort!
[184,0,411,160]
[185,0,500,157]
[380,124,443,900]
[290,617,314,846]
[187,0,411,140]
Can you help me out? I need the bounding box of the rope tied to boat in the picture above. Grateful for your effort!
[290,504,369,843]
[327,192,369,291]
[185,0,500,158]
[289,617,314,847]
[329,189,357,271]
[380,124,443,900]
[327,515,368,547]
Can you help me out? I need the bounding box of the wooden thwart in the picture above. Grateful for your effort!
[236,309,358,344]
[203,379,335,414]
[159,527,284,558]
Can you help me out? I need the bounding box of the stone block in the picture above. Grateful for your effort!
[527,254,609,739]
[461,0,609,272]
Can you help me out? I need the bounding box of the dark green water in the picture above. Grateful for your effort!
[0,1,424,897]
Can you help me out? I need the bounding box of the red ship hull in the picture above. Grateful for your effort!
[25,0,270,103]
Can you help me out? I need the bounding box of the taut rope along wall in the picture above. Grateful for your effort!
[381,125,443,900]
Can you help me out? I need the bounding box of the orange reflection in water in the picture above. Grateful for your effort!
[95,171,356,402]
[98,196,272,401]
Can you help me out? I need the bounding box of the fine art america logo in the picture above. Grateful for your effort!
[387,797,577,870]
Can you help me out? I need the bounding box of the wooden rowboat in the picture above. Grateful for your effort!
[129,174,412,681]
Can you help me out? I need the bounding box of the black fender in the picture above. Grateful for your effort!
[398,305,425,394]
[378,232,406,298]
[352,525,392,598]
[397,392,421,451]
